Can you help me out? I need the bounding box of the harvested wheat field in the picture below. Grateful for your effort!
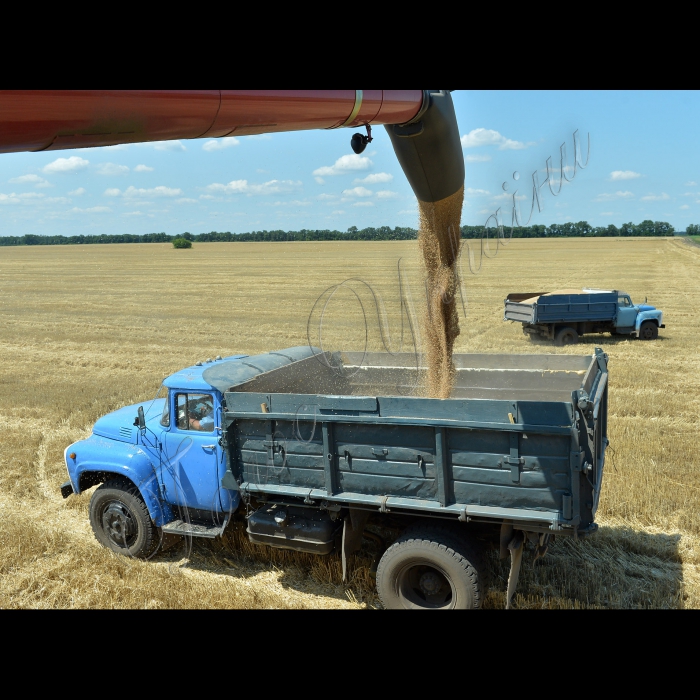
[1,236,699,609]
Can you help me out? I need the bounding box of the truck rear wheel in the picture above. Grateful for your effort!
[639,321,658,340]
[554,327,579,346]
[376,527,483,609]
[89,478,159,559]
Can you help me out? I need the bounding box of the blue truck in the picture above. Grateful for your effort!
[504,288,665,345]
[61,345,609,609]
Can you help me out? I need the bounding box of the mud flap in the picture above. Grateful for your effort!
[342,519,347,583]
[341,509,371,582]
[506,531,525,609]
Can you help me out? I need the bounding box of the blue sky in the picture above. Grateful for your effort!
[1,90,699,237]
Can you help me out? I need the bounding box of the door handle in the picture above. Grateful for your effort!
[202,444,217,450]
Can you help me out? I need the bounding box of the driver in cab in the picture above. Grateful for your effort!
[188,400,214,432]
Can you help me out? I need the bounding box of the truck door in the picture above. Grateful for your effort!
[160,391,224,514]
[616,295,637,329]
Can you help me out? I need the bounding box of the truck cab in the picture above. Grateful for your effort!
[606,290,664,339]
[61,354,249,557]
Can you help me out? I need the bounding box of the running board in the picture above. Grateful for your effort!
[161,519,227,539]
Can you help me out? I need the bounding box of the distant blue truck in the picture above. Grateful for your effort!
[61,345,609,609]
[504,288,665,345]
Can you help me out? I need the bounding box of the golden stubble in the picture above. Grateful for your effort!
[1,236,699,608]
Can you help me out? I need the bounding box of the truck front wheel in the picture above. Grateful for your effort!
[554,327,579,346]
[376,528,483,609]
[89,478,159,559]
[639,321,658,340]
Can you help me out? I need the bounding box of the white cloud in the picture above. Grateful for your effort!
[313,154,372,177]
[600,212,616,216]
[123,211,144,216]
[206,179,302,196]
[125,186,182,197]
[134,164,154,172]
[176,198,198,204]
[9,174,51,187]
[342,186,373,197]
[640,192,670,201]
[376,190,398,199]
[685,181,697,187]
[272,199,312,207]
[398,208,418,215]
[353,201,374,207]
[153,140,186,152]
[202,137,240,152]
[105,186,183,198]
[354,172,393,184]
[43,156,89,174]
[315,177,325,185]
[461,128,535,150]
[464,154,492,163]
[593,191,635,202]
[331,210,345,215]
[97,162,130,176]
[317,194,336,201]
[465,187,490,197]
[680,204,690,209]
[492,192,527,201]
[70,206,111,213]
[0,191,48,204]
[199,194,215,200]
[609,170,642,181]
[69,187,86,196]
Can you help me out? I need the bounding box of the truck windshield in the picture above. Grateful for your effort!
[160,397,170,427]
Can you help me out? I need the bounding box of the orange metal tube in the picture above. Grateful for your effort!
[0,90,425,154]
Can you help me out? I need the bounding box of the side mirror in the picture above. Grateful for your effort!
[134,406,146,431]
[644,296,648,304]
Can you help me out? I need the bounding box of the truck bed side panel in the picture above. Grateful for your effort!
[505,292,618,325]
[229,413,574,514]
[222,351,608,533]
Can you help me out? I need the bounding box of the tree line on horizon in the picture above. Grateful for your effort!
[0,219,682,246]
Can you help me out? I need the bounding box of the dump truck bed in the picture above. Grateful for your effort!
[220,348,608,535]
[504,291,618,325]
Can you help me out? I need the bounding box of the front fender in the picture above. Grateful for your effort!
[64,433,171,526]
[636,309,663,331]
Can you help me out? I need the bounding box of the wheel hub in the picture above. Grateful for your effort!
[418,571,443,596]
[103,501,136,548]
[397,563,453,608]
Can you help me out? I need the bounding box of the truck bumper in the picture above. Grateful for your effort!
[60,481,74,499]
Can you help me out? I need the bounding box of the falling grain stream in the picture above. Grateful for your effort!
[417,185,465,398]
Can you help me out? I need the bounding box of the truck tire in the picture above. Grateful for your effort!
[554,327,579,346]
[376,527,483,609]
[639,321,658,340]
[89,478,159,559]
